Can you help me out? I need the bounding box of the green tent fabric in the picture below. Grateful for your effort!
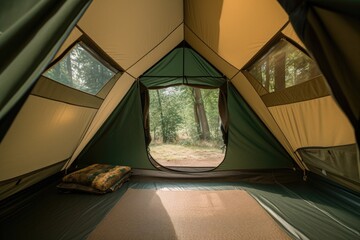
[74,83,154,169]
[0,0,92,141]
[278,0,360,144]
[218,83,294,170]
[140,42,226,88]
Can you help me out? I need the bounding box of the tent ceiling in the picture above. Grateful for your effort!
[77,0,183,71]
[55,0,291,76]
[185,0,288,69]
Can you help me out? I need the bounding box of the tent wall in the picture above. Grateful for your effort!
[0,161,64,201]
[299,144,359,191]
[67,73,136,168]
[0,0,92,141]
[277,0,360,144]
[0,69,120,200]
[218,83,294,170]
[73,83,154,170]
[74,81,294,171]
[230,72,305,169]
[270,96,355,150]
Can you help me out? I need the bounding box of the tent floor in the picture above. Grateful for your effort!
[1,174,359,240]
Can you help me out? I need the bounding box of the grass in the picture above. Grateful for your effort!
[148,143,225,167]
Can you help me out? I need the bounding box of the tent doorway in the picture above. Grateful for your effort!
[147,86,226,169]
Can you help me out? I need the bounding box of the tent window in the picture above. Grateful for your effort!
[43,42,116,95]
[147,86,225,169]
[248,38,322,93]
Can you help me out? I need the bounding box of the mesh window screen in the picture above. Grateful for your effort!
[43,42,116,95]
[248,39,322,93]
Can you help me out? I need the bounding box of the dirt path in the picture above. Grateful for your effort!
[149,144,225,167]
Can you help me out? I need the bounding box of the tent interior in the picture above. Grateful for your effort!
[0,0,359,239]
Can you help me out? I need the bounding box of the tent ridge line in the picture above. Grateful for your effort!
[30,93,101,110]
[232,21,291,81]
[39,75,106,100]
[125,22,184,72]
[125,71,137,80]
[184,24,239,78]
[267,94,336,108]
[75,25,124,72]
[241,21,290,71]
[297,143,358,151]
[264,94,331,108]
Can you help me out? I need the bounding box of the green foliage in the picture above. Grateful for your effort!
[149,86,223,146]
[43,43,115,95]
[150,88,184,143]
[248,39,321,93]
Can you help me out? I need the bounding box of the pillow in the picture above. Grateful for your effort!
[57,164,131,194]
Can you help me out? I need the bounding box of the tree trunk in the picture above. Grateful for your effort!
[156,90,167,143]
[66,54,73,87]
[193,99,201,139]
[193,88,210,140]
[274,51,286,91]
[265,58,270,91]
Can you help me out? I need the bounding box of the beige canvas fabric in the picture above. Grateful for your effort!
[127,24,184,78]
[184,25,239,79]
[0,96,96,181]
[185,0,288,69]
[66,73,135,168]
[282,24,306,49]
[0,162,65,201]
[231,72,306,169]
[77,0,183,70]
[87,189,290,240]
[33,76,103,108]
[53,27,82,60]
[269,96,356,150]
[261,76,331,107]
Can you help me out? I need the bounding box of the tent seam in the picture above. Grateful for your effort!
[125,22,184,73]
[184,24,239,78]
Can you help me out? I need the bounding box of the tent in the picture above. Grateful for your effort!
[0,0,359,239]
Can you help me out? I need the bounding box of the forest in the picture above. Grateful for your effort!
[43,43,115,95]
[148,86,226,167]
[248,39,321,92]
[149,86,224,146]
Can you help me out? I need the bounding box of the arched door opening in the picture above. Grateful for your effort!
[147,85,226,170]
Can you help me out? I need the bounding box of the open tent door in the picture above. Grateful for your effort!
[139,42,228,171]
